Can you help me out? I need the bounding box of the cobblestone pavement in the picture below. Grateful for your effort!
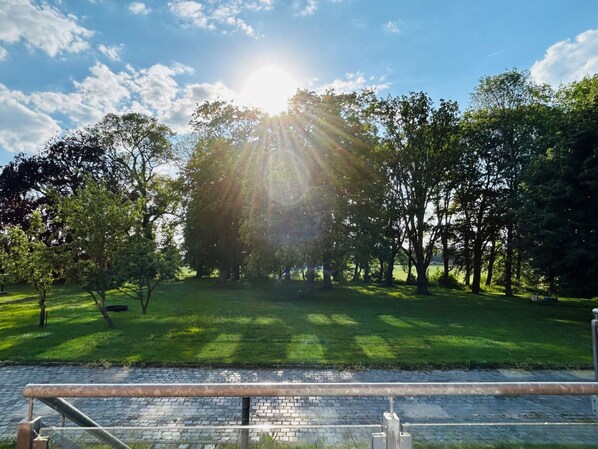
[1,366,597,447]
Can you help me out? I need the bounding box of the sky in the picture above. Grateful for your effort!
[1,0,598,165]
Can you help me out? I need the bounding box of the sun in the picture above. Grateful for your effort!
[241,66,297,115]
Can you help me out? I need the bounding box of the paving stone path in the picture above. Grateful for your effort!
[1,366,597,447]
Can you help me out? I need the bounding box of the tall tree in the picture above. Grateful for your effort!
[521,76,598,296]
[470,69,550,295]
[0,130,119,232]
[96,113,177,239]
[377,92,460,294]
[184,101,262,286]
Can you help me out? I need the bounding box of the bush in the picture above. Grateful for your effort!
[431,270,462,289]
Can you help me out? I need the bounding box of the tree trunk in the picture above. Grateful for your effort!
[377,258,385,283]
[471,237,484,295]
[305,264,316,296]
[353,263,360,282]
[485,238,497,286]
[217,267,229,287]
[322,254,333,289]
[363,261,371,283]
[441,234,450,285]
[463,232,471,286]
[141,303,148,315]
[38,295,46,327]
[233,265,240,281]
[384,255,395,286]
[504,225,513,296]
[98,306,114,328]
[406,242,413,284]
[284,266,291,281]
[516,246,522,291]
[415,261,429,295]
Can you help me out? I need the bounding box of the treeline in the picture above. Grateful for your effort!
[1,70,597,327]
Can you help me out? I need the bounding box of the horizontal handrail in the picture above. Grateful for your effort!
[22,382,598,398]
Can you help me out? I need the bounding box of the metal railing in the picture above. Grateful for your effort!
[18,381,598,449]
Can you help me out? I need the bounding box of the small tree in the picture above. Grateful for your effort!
[1,211,58,326]
[60,182,140,327]
[0,226,27,294]
[114,233,180,315]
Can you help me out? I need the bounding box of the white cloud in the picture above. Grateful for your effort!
[128,2,151,15]
[0,0,92,57]
[317,72,389,94]
[168,0,264,36]
[0,61,241,153]
[98,44,123,61]
[168,1,210,29]
[383,21,400,34]
[531,29,598,86]
[0,84,61,153]
[296,0,318,16]
[0,47,7,61]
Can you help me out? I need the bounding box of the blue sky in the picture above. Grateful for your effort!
[1,0,598,164]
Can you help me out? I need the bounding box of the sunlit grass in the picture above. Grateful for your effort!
[0,278,595,368]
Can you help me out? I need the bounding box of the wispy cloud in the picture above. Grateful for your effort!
[0,47,7,61]
[296,0,318,16]
[531,29,598,86]
[98,44,124,61]
[128,2,152,15]
[0,0,93,58]
[317,72,389,94]
[383,20,401,34]
[168,0,260,37]
[486,49,505,58]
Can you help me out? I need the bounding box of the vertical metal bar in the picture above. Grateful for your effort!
[241,396,250,449]
[28,399,34,421]
[592,308,598,381]
[61,414,65,427]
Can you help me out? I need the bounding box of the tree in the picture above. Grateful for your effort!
[521,76,598,296]
[59,182,140,327]
[377,92,460,294]
[0,225,28,294]
[0,211,58,326]
[456,111,508,294]
[114,233,180,314]
[95,113,178,240]
[0,130,122,249]
[184,101,262,286]
[470,70,550,295]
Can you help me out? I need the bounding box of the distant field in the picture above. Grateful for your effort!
[0,276,594,368]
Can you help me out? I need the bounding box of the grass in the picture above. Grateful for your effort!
[0,276,595,368]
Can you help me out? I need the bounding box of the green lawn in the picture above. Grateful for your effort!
[0,277,595,368]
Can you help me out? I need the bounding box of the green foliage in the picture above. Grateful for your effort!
[376,92,461,294]
[521,77,598,296]
[430,270,462,290]
[59,182,141,326]
[114,234,181,314]
[95,112,178,239]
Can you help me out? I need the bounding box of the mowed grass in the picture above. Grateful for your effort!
[0,277,595,368]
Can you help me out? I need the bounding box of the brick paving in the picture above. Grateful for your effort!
[1,365,597,447]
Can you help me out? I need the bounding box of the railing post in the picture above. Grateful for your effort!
[372,432,386,449]
[592,308,598,416]
[382,412,400,449]
[16,417,42,449]
[240,396,250,449]
[382,413,412,449]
